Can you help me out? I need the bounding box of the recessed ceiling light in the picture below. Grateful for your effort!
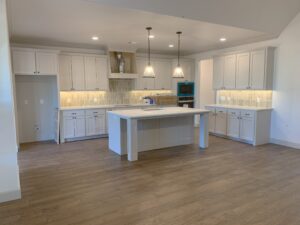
[91,36,99,41]
[219,37,227,42]
[168,44,174,48]
[149,35,155,39]
[128,41,137,44]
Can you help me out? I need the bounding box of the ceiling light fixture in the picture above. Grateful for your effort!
[92,36,99,41]
[143,27,155,78]
[173,31,184,78]
[149,34,155,39]
[219,37,227,42]
[169,44,174,48]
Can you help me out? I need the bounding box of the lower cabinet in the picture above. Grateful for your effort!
[61,109,107,142]
[206,106,271,146]
[85,109,106,136]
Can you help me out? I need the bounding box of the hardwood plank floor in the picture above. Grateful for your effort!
[1,135,300,225]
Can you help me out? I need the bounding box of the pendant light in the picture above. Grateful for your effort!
[173,31,184,78]
[143,27,155,78]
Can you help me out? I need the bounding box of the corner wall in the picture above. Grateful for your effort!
[0,0,21,203]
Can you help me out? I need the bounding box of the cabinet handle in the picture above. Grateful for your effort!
[37,71,40,74]
[231,112,236,115]
[245,113,250,116]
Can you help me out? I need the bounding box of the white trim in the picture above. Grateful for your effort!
[270,138,300,149]
[0,190,21,203]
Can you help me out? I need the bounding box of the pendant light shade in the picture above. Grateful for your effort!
[173,31,184,78]
[143,27,155,78]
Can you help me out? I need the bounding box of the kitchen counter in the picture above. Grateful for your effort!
[108,107,210,161]
[59,104,154,111]
[206,104,272,111]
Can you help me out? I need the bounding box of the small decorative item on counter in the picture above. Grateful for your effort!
[143,97,154,105]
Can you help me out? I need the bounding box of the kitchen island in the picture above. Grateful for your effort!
[108,107,210,161]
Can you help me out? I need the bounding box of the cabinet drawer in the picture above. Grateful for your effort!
[240,110,254,118]
[63,110,85,117]
[85,109,106,116]
[227,109,240,116]
[216,108,227,114]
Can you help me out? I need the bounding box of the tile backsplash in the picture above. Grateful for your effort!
[217,90,273,107]
[60,80,173,107]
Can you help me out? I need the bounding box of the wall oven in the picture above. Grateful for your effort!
[177,82,195,108]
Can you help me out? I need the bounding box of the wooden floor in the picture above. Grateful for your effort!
[1,135,300,225]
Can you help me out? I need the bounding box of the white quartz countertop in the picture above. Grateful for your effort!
[206,104,273,111]
[108,107,209,119]
[60,104,154,111]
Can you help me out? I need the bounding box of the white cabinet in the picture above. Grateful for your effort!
[71,56,85,91]
[59,54,108,91]
[212,47,274,90]
[213,56,224,90]
[85,56,109,91]
[153,60,172,90]
[207,107,227,136]
[239,111,255,142]
[12,48,58,75]
[250,49,274,90]
[227,109,240,139]
[85,56,97,90]
[236,53,250,89]
[223,55,236,89]
[215,108,227,135]
[95,57,109,90]
[207,106,271,146]
[62,110,86,139]
[85,109,106,136]
[59,55,73,91]
[135,58,155,90]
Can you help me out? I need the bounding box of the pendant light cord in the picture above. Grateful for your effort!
[146,27,152,66]
[177,31,182,67]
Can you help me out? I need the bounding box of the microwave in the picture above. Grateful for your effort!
[177,82,194,97]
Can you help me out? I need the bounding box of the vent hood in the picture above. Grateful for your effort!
[108,51,139,79]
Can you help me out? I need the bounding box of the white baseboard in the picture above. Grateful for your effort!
[0,190,21,203]
[270,138,300,149]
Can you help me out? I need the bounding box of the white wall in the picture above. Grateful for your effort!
[16,75,58,143]
[0,0,21,202]
[191,11,300,149]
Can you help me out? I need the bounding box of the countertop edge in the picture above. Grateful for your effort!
[205,105,273,111]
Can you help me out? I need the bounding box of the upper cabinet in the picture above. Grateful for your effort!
[213,47,275,90]
[12,48,58,75]
[134,57,194,91]
[59,53,108,91]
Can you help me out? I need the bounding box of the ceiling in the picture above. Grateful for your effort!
[7,0,299,55]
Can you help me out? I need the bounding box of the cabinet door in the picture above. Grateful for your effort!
[223,55,236,89]
[227,110,240,138]
[12,50,36,75]
[94,114,106,135]
[96,57,109,90]
[136,58,155,90]
[35,52,57,75]
[71,56,85,90]
[59,55,73,91]
[208,110,216,133]
[240,116,255,142]
[236,53,250,89]
[154,60,172,90]
[63,117,75,139]
[86,116,96,136]
[250,50,266,90]
[213,56,224,90]
[85,56,97,90]
[215,109,227,135]
[75,116,86,137]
